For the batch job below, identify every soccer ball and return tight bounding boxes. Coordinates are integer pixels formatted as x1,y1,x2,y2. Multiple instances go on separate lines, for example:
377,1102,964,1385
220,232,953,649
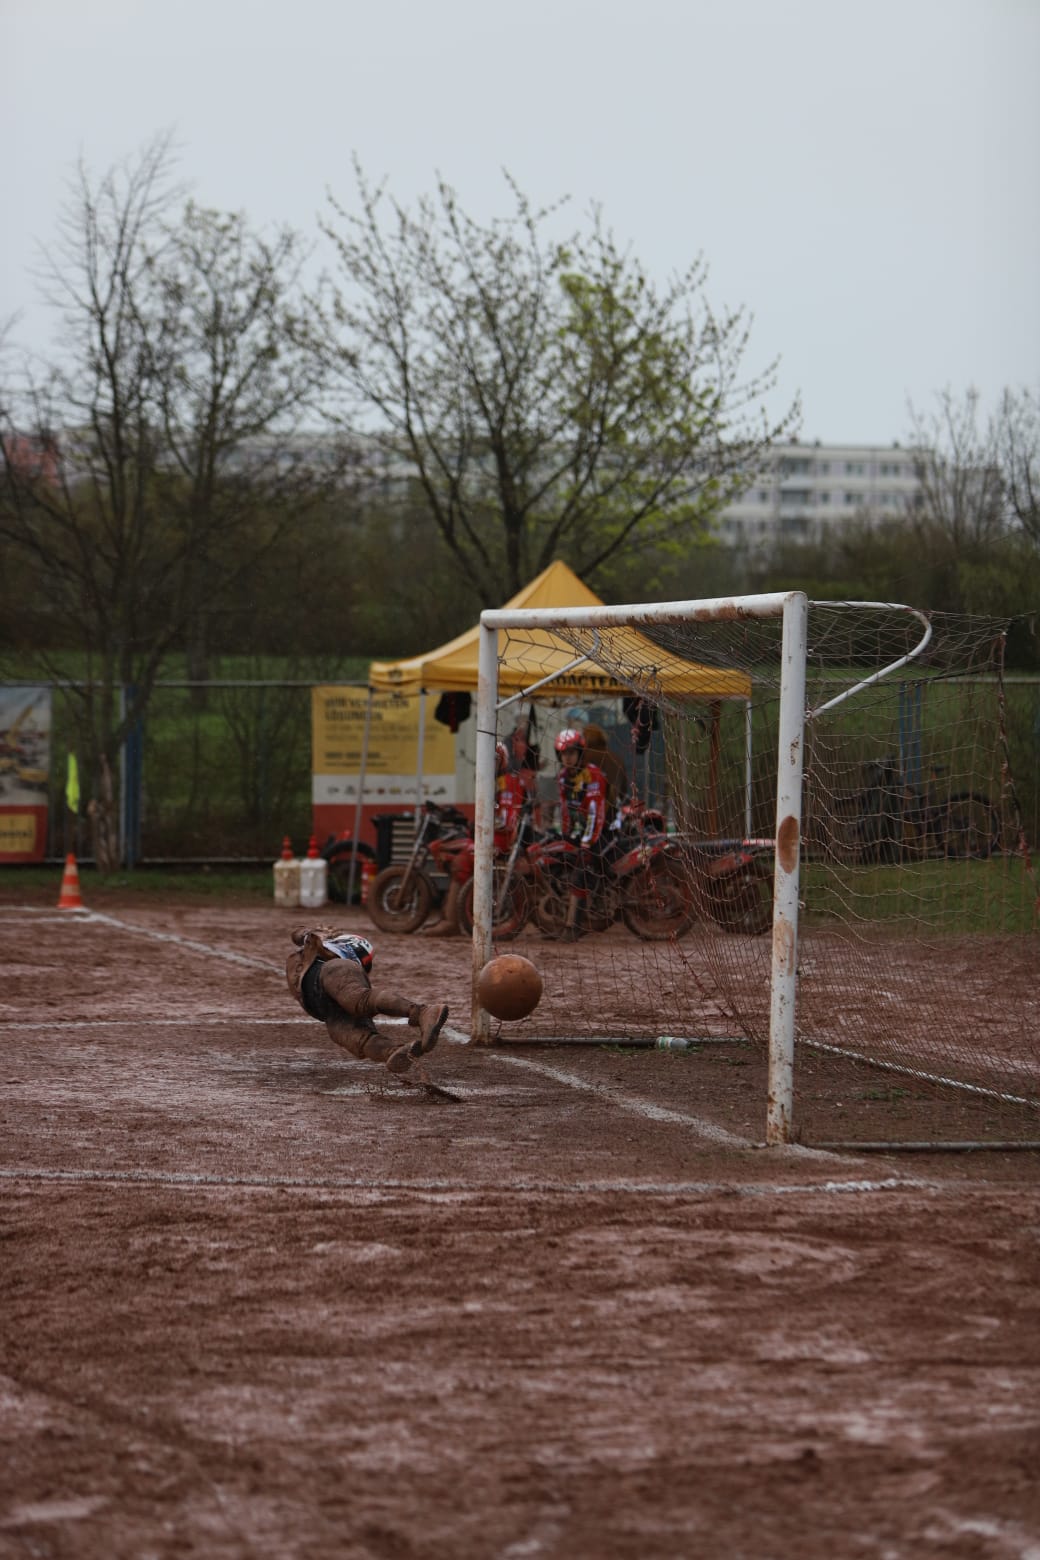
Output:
477,954,543,1022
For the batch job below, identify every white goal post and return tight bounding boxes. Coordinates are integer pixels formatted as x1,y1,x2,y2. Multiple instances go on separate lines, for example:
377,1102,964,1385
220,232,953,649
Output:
470,590,808,1142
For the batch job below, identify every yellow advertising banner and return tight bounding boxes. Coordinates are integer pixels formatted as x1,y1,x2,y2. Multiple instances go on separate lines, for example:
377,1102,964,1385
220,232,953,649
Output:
0,812,42,854
311,688,457,806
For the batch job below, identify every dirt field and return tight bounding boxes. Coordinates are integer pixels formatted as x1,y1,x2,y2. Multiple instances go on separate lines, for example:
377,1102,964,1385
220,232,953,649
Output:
1,882,1038,1559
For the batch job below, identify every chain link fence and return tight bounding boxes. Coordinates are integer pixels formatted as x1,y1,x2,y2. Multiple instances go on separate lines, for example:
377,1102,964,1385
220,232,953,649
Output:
4,681,363,865
3,677,1039,867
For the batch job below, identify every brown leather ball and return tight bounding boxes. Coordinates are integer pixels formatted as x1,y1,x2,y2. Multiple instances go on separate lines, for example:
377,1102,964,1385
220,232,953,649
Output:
477,954,543,1022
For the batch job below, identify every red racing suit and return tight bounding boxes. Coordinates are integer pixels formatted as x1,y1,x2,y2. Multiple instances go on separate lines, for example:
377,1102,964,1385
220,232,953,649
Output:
494,767,527,851
557,761,608,847
557,759,609,900
446,767,530,887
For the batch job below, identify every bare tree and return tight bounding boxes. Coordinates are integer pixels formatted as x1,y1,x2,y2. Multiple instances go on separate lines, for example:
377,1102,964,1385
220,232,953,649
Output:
321,163,798,603
907,388,1007,551
0,135,341,867
995,386,1039,546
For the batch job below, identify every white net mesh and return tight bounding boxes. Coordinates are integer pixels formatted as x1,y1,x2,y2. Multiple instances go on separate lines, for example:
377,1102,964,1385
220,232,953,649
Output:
486,601,1039,1146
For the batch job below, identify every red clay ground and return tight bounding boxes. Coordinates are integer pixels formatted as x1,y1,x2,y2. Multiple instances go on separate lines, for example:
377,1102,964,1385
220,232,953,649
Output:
1,883,1038,1559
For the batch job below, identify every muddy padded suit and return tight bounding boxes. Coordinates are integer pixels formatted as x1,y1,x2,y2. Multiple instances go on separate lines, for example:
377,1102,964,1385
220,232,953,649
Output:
286,934,424,1071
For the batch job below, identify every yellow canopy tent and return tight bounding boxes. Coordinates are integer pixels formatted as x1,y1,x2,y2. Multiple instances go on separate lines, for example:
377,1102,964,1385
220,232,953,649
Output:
368,560,752,702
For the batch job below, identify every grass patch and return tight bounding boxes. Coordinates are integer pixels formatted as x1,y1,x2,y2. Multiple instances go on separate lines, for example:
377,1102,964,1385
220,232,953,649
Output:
0,864,274,899
802,854,1038,935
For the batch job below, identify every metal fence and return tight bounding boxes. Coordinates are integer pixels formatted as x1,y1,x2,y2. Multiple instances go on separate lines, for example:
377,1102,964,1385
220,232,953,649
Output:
5,677,1040,867
8,680,346,865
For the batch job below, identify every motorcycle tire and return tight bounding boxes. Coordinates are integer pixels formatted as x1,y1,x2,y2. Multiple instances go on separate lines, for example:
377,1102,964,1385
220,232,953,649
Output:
325,845,376,904
939,792,1001,859
706,863,773,936
621,859,696,941
533,885,571,939
585,883,619,934
366,865,436,934
457,869,531,941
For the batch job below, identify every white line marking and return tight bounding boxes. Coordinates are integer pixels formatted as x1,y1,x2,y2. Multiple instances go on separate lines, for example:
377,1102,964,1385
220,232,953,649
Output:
2,904,282,969
0,1015,434,1031
477,1049,748,1144
76,908,283,971
0,1166,941,1197
0,1017,313,1029
319,1084,544,1100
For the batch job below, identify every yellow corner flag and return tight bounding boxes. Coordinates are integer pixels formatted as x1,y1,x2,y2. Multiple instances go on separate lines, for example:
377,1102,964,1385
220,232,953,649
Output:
66,753,80,814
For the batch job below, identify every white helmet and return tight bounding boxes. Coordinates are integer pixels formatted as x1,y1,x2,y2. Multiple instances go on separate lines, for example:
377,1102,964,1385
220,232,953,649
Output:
323,932,374,972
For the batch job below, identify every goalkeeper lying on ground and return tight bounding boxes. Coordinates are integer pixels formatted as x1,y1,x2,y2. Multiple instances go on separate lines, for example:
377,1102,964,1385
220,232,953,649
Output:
286,927,449,1076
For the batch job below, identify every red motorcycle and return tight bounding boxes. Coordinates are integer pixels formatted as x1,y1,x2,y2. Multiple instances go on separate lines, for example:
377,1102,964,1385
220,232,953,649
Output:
525,804,693,941
522,800,774,942
456,802,538,941
680,839,774,936
365,800,473,933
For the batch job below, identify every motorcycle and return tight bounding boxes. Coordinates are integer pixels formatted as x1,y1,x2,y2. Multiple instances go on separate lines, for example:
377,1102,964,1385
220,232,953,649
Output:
523,799,774,942
525,806,692,942
681,839,774,936
366,800,473,934
611,800,774,938
456,802,539,941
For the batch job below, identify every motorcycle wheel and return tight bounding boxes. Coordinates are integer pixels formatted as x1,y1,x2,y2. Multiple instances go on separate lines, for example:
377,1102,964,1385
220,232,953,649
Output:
533,885,570,939
940,792,1001,859
707,864,773,936
325,846,376,904
457,869,531,941
585,883,619,934
621,859,696,941
366,865,435,934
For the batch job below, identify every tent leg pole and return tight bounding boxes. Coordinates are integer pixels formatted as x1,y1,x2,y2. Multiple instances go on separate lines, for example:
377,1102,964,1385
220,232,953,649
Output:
414,691,427,821
348,689,374,898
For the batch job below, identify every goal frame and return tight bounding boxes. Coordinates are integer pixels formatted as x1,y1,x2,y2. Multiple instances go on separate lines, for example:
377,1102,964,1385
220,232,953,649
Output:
470,589,809,1144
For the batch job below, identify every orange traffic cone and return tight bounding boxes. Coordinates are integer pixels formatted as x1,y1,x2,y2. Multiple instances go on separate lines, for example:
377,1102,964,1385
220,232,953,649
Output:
57,853,84,910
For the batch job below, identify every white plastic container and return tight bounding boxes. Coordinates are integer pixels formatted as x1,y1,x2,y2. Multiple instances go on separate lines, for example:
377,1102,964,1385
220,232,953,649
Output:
298,835,328,909
273,836,301,907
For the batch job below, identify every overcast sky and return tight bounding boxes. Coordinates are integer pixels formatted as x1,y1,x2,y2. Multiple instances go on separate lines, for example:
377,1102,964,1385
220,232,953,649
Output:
4,0,1038,445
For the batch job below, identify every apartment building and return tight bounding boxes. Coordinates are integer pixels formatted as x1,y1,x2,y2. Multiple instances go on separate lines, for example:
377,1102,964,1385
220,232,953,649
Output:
717,441,921,550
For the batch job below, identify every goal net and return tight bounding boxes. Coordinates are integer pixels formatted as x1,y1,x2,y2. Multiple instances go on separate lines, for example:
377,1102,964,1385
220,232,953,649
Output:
470,591,1039,1149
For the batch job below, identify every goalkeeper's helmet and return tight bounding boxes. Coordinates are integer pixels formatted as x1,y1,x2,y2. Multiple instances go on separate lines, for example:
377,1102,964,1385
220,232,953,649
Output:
554,727,585,757
323,932,374,972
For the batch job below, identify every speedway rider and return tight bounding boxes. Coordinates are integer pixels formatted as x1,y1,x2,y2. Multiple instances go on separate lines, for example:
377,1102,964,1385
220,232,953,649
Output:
494,739,528,848
427,741,527,937
554,726,609,941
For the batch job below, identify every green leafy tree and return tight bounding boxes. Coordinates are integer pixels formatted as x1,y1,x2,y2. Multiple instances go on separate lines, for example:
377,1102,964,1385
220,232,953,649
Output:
322,163,798,603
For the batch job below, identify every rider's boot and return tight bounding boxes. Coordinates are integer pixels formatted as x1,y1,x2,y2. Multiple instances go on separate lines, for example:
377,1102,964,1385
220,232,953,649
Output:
425,877,462,937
